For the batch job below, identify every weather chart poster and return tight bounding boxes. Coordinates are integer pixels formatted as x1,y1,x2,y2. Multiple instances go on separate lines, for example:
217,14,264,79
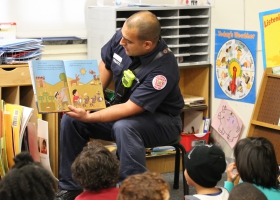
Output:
214,29,257,104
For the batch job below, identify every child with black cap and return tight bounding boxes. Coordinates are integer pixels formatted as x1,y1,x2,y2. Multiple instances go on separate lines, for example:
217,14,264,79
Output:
184,145,229,200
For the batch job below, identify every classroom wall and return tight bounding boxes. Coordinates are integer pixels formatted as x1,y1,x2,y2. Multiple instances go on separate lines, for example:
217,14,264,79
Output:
0,0,175,38
210,0,280,158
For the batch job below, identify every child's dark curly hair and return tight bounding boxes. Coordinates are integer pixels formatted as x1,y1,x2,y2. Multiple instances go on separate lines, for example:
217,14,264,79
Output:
0,151,56,200
118,171,170,200
71,140,120,191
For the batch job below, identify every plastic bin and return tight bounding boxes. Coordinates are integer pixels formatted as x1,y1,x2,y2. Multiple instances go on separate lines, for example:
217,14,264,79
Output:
180,132,210,152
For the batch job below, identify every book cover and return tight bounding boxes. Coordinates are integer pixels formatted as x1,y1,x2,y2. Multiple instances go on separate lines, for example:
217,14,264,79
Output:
27,122,40,162
28,59,106,113
0,101,6,177
19,106,34,151
5,103,23,156
0,100,9,173
37,119,58,180
182,94,204,104
3,112,14,169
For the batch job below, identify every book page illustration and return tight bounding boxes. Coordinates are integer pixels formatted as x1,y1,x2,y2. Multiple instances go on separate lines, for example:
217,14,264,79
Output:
64,60,106,111
30,60,71,113
211,100,243,148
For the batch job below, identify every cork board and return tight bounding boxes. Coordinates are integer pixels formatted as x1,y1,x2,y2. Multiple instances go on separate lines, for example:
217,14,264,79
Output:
257,76,280,124
251,126,280,163
247,68,280,164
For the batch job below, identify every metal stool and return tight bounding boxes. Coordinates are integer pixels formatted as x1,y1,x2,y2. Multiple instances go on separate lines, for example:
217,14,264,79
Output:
157,136,189,196
116,136,189,195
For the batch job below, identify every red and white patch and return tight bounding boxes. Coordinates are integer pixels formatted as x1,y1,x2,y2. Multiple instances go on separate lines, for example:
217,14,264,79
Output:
152,75,167,90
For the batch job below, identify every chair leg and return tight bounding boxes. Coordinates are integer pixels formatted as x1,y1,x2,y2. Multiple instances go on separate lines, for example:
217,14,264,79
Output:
177,142,189,195
173,145,180,189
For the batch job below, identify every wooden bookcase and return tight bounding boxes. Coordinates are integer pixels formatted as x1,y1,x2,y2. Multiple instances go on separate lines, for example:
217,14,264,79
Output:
247,68,280,163
0,64,59,177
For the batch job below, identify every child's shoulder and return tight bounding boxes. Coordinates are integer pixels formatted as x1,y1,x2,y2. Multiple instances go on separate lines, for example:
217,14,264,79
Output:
186,187,229,200
184,195,200,200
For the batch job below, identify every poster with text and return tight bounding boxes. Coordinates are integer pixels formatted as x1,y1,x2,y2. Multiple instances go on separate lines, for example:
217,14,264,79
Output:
214,29,257,104
259,8,280,69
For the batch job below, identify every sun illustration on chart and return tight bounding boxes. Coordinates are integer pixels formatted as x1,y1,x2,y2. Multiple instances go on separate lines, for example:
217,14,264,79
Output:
80,68,86,75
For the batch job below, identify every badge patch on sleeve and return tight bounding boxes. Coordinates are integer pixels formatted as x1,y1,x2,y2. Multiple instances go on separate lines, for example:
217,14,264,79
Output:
152,75,167,90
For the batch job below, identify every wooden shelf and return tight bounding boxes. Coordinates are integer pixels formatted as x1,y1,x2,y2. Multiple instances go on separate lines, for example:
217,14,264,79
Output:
0,64,59,177
250,120,280,131
87,6,211,66
183,105,207,112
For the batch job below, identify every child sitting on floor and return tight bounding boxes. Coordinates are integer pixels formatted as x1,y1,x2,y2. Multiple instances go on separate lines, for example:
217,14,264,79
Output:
184,145,229,200
224,137,280,200
71,140,120,200
118,171,170,200
0,152,56,200
228,182,267,200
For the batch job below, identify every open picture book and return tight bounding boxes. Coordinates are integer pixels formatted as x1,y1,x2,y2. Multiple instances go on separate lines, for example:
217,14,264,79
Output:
28,59,106,113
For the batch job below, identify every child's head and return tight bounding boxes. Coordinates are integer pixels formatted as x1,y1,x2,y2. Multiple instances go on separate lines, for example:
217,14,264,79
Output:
234,137,279,189
72,89,78,96
118,171,170,200
42,139,47,147
0,152,56,200
71,140,119,191
54,91,59,99
228,182,267,200
184,145,226,188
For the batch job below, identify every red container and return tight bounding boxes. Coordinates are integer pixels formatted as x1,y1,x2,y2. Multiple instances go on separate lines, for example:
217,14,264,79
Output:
180,132,210,152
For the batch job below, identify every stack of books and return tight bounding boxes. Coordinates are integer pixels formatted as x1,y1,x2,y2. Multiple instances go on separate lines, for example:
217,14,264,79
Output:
146,146,176,156
0,39,43,64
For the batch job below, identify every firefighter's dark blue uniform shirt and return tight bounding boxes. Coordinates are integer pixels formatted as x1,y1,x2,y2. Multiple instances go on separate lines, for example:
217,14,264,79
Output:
101,29,184,116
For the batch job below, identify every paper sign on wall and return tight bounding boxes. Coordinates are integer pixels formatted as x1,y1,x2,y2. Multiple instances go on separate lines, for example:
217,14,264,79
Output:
211,100,243,148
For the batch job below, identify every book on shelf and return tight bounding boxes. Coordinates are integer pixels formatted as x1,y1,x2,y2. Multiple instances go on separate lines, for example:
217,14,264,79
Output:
2,102,34,170
0,100,7,178
146,147,176,157
3,111,14,169
182,94,205,105
28,59,106,113
26,122,40,162
185,101,206,107
5,103,23,156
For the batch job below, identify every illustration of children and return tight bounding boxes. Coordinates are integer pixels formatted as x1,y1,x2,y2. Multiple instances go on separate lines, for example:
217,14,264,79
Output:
236,46,243,60
72,89,81,107
59,87,69,108
54,91,64,110
41,139,47,154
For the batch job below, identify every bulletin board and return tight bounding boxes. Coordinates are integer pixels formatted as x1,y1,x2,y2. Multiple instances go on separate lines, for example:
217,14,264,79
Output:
247,68,280,163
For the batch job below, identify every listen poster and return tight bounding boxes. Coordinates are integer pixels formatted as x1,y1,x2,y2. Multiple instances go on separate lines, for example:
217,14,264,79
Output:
214,29,257,104
259,8,280,69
